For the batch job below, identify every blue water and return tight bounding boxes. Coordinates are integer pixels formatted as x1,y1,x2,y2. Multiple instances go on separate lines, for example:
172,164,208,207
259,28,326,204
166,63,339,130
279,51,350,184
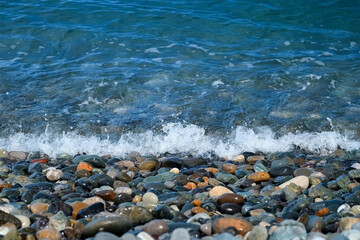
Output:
0,0,360,157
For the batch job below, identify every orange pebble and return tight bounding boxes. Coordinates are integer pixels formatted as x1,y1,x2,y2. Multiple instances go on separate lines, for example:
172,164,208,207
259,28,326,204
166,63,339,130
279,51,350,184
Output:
184,182,197,190
348,182,360,191
133,195,142,203
0,183,12,192
31,158,48,164
248,172,270,183
316,207,330,217
205,167,219,174
197,182,209,188
223,163,237,174
203,176,210,182
192,199,202,206
191,206,208,215
71,202,88,219
77,162,93,172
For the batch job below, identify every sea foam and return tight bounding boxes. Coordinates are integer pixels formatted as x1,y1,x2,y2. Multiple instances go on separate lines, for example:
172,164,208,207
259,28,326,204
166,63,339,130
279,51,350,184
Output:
0,123,359,158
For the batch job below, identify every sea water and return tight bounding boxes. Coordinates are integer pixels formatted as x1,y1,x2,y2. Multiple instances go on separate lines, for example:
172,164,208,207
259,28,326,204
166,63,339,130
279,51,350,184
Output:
0,0,359,157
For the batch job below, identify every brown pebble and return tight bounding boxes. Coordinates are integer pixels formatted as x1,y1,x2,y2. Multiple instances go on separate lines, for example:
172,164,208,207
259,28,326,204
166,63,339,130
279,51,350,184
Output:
248,172,270,182
139,161,157,171
213,217,253,236
30,203,49,214
191,206,209,215
249,209,266,216
206,167,219,174
0,183,12,192
74,169,91,178
223,164,237,174
95,190,115,202
247,155,265,164
217,193,244,205
36,229,61,240
133,195,142,203
70,202,88,219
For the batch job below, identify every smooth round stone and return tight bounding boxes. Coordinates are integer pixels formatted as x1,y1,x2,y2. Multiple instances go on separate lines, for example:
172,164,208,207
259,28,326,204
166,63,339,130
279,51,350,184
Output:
83,196,106,206
28,162,43,174
254,162,268,172
139,161,157,171
209,186,233,197
95,190,115,202
269,220,306,240
220,203,241,215
106,168,119,179
218,193,244,205
143,219,169,236
30,203,49,214
278,176,309,189
77,202,105,219
14,215,30,228
200,223,212,236
137,231,154,240
223,164,237,174
81,216,133,238
142,192,158,204
269,166,294,177
247,225,268,240
306,215,323,232
114,193,133,205
213,218,253,236
46,169,63,181
75,169,91,178
351,163,360,170
144,182,166,191
341,229,360,240
94,231,120,240
215,173,238,184
115,187,133,195
248,172,270,183
294,168,314,177
152,204,175,220
0,149,8,158
271,159,289,168
349,205,360,215
116,205,153,225
187,212,211,224
8,151,26,160
235,169,247,178
116,172,132,183
170,228,190,240
164,181,175,189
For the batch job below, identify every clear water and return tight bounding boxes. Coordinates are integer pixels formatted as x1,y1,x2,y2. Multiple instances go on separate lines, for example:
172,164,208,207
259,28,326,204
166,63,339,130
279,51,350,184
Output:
1,0,360,157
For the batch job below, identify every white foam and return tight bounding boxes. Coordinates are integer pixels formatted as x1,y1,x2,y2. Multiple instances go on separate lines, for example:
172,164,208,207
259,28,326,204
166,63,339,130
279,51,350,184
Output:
0,123,359,159
144,48,160,53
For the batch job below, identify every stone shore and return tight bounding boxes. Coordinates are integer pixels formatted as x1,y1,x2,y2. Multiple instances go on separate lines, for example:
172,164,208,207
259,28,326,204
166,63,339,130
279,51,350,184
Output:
0,149,360,240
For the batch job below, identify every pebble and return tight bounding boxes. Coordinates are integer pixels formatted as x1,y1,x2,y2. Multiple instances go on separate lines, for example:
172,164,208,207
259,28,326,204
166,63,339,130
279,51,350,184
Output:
209,186,234,197
213,217,253,236
247,225,268,240
0,150,359,240
82,216,133,238
143,219,169,236
278,175,309,189
142,192,158,204
170,228,190,240
248,172,270,182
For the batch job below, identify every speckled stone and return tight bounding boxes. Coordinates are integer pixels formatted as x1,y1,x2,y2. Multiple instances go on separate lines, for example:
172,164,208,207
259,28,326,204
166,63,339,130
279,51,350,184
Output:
269,220,306,240
248,172,270,183
247,225,268,240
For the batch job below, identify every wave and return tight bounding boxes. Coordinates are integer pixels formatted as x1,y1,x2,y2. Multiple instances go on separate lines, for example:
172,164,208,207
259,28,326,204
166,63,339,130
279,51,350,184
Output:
0,123,359,158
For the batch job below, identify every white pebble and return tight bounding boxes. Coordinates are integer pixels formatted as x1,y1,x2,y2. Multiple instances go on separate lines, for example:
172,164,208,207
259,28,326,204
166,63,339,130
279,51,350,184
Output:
137,231,155,240
115,187,133,195
15,215,31,228
142,192,158,204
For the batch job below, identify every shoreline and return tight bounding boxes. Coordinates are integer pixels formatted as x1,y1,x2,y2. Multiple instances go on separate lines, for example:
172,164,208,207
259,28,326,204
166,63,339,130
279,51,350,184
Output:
0,149,360,239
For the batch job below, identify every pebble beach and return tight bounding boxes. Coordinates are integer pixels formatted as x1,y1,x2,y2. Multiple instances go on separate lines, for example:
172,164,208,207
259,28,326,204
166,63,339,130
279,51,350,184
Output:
0,149,360,240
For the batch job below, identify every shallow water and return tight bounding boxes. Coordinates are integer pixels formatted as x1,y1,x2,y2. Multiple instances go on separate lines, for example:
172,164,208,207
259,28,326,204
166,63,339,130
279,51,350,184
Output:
0,0,359,156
